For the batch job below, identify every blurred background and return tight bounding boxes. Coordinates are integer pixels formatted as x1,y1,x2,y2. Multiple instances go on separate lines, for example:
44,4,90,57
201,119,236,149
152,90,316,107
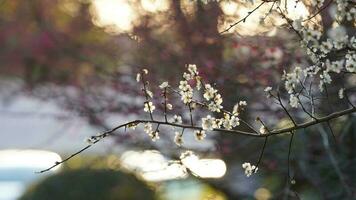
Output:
0,0,355,199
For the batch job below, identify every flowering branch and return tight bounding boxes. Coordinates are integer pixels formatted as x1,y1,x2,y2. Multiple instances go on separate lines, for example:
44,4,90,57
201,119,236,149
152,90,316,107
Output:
37,1,356,183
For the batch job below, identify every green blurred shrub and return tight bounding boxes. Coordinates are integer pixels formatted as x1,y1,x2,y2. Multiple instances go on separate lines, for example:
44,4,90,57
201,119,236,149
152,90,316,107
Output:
19,169,156,200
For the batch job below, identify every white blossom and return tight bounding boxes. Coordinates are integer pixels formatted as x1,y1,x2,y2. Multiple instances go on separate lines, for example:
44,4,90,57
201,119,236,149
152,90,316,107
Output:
196,77,202,90
144,101,156,113
242,162,258,177
183,72,192,81
339,88,345,99
239,101,247,106
207,94,223,112
345,54,356,73
350,36,356,49
170,115,183,124
179,80,190,91
180,90,193,104
144,123,153,134
320,40,333,54
328,26,347,42
232,104,239,115
259,125,267,134
159,81,169,89
264,86,272,92
203,84,217,100
146,90,153,98
230,115,240,127
188,64,198,75
202,115,217,131
289,94,299,108
326,59,343,73
167,103,173,110
320,71,332,84
194,130,206,141
149,131,160,141
136,73,141,82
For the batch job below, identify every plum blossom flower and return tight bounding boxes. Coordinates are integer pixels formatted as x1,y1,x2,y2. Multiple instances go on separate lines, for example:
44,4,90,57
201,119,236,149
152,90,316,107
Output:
203,84,217,100
202,115,217,131
339,88,345,99
149,131,160,141
289,95,299,108
144,101,156,113
259,125,267,134
188,64,198,75
144,123,153,134
194,130,206,141
159,81,169,89
136,73,141,82
242,162,258,177
170,115,183,124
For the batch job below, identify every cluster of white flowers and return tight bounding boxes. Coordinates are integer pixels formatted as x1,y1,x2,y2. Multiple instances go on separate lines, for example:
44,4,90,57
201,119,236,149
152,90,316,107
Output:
135,65,247,146
204,84,223,112
283,66,303,95
144,123,152,134
289,94,299,108
311,0,325,7
179,80,193,104
202,115,218,131
137,69,158,115
242,162,258,177
345,53,356,73
201,112,241,132
351,36,356,49
178,64,202,104
170,115,183,124
221,113,240,130
144,101,156,113
301,28,322,53
335,0,356,22
136,69,148,83
143,123,159,141
158,81,174,110
284,16,355,107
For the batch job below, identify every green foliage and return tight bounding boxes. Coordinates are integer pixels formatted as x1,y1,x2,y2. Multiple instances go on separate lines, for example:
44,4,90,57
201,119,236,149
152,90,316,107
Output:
19,169,156,200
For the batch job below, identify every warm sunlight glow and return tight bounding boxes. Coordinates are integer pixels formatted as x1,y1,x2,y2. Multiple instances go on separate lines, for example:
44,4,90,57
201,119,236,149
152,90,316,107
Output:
181,154,227,178
92,0,310,35
0,149,62,171
121,150,226,181
91,0,136,32
221,1,238,16
141,0,169,12
120,150,187,182
221,0,310,35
